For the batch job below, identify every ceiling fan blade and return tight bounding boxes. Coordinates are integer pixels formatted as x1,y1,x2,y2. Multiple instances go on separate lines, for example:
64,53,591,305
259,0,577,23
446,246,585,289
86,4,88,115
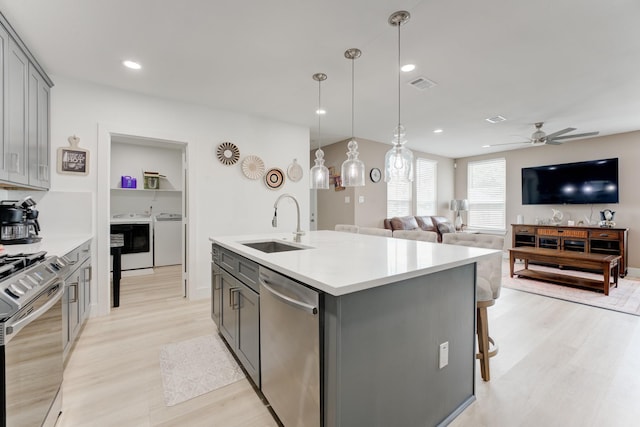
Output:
486,141,530,147
544,127,576,140
545,140,563,145
552,131,600,141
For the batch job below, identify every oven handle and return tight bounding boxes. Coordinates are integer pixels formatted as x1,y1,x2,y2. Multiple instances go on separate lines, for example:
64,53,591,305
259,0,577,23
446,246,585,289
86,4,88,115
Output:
5,283,64,340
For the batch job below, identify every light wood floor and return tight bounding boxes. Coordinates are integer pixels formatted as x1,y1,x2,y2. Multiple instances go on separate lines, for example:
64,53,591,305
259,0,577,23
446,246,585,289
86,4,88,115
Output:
59,266,640,426
58,266,276,427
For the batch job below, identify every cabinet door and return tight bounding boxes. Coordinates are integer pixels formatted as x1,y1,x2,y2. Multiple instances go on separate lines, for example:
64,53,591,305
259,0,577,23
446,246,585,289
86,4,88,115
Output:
6,38,28,184
67,271,81,341
28,63,50,188
236,284,260,386
211,263,222,327
0,25,8,181
219,269,239,345
78,260,91,320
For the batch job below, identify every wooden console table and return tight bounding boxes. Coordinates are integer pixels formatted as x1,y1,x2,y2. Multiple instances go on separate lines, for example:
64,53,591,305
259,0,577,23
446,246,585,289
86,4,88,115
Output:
511,224,628,277
509,247,620,295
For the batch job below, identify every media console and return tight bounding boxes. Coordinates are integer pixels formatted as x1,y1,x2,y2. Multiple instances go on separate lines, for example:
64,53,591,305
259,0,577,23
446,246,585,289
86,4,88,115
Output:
511,224,628,277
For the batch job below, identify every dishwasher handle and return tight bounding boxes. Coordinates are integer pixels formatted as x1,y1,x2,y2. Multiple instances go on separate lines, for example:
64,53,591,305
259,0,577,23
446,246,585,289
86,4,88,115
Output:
261,279,318,315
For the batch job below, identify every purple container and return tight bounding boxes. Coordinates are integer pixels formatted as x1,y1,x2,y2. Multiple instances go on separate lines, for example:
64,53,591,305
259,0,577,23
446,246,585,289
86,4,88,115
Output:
121,176,137,189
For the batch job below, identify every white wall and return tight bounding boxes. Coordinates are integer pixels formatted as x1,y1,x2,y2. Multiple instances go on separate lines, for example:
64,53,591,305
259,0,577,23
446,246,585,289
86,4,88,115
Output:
50,75,310,316
110,141,183,216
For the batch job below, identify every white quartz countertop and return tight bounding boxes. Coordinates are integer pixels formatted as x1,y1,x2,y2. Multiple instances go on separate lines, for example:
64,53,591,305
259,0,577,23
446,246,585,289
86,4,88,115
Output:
1,234,93,257
211,230,500,296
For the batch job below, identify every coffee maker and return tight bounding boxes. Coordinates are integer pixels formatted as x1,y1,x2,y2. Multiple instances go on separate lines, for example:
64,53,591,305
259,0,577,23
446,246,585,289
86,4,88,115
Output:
0,197,42,244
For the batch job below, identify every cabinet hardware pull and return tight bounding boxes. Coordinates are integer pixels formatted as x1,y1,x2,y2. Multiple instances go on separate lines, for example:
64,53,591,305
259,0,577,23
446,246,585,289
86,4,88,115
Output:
229,287,240,308
69,283,78,303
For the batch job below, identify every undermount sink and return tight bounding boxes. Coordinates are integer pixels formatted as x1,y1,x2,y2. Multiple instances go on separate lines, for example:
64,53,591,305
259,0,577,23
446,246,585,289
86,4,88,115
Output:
242,240,309,253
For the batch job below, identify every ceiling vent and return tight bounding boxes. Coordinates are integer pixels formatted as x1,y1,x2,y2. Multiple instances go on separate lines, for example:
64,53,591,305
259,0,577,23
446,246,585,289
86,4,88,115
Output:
408,76,437,90
485,115,507,124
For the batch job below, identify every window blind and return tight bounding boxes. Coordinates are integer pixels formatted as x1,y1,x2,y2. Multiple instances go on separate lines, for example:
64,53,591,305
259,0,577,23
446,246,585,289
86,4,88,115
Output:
387,179,412,217
416,158,437,216
467,158,506,230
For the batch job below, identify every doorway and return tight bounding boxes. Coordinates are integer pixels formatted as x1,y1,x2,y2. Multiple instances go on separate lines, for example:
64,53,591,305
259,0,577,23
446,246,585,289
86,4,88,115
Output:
97,125,189,316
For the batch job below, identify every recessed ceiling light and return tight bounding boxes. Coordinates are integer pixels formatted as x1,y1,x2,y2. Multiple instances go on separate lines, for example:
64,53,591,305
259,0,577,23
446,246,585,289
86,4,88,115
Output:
482,145,491,148
316,109,326,115
485,115,506,124
122,60,142,70
433,129,443,134
401,64,415,72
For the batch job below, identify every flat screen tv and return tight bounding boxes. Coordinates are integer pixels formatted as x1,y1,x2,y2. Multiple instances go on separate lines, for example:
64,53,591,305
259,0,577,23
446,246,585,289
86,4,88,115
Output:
522,158,619,205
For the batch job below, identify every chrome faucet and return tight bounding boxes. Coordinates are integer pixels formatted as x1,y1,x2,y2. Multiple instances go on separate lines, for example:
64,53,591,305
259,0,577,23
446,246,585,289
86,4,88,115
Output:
272,193,304,242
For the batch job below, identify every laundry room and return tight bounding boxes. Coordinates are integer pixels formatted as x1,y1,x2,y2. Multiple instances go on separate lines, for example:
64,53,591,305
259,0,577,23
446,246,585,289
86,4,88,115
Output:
110,136,185,272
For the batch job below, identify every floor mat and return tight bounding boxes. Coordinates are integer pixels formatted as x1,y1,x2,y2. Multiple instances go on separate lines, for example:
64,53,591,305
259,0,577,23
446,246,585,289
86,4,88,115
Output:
159,334,245,406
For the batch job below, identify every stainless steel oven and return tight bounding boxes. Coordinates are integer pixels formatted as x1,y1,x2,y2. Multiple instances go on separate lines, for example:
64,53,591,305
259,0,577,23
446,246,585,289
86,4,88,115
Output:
0,252,67,427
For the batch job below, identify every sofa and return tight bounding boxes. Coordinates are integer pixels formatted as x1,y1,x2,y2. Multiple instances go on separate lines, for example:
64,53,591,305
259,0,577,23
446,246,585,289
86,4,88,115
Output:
383,215,456,242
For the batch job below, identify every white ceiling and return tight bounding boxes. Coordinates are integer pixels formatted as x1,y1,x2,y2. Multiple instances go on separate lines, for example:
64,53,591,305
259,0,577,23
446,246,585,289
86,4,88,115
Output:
2,0,640,158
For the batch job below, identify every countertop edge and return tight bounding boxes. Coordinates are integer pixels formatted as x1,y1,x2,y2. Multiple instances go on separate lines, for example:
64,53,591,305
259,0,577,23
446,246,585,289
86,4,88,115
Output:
210,232,500,296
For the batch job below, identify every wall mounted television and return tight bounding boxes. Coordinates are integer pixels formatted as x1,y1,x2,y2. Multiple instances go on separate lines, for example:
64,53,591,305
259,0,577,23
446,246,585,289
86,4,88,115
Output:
522,158,619,205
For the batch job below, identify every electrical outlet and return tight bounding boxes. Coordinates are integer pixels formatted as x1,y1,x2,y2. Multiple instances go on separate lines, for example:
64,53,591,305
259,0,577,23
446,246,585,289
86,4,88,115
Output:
345,196,350,203
358,196,365,203
439,342,449,369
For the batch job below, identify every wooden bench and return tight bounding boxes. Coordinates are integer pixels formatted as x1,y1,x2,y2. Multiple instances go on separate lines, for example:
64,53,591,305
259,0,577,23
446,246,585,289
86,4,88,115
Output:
509,247,620,295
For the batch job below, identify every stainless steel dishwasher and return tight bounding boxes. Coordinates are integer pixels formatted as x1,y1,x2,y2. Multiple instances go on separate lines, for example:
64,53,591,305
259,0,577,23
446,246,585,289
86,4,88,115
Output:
259,266,320,427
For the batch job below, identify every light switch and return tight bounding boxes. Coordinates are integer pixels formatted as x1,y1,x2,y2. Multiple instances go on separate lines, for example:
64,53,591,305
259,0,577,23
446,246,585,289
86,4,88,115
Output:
358,196,365,204
439,342,449,369
345,196,350,203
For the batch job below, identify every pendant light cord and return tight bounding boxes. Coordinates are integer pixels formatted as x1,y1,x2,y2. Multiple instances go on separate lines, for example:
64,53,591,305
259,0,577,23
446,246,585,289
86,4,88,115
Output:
318,79,322,150
397,22,401,137
351,56,355,139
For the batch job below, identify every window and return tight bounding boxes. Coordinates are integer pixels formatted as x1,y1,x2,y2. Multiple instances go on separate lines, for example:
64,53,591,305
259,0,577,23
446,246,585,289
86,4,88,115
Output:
416,158,437,216
387,157,438,217
387,178,412,217
467,158,506,230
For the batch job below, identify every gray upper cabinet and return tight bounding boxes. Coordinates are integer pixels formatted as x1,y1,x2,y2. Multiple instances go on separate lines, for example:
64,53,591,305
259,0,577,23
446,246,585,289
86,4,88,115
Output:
0,12,53,190
0,25,8,182
28,62,50,188
6,38,28,185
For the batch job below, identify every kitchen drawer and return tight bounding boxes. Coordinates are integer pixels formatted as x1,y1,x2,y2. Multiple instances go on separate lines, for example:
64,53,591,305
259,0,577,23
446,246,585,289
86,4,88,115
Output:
589,230,621,240
63,240,92,267
220,248,259,292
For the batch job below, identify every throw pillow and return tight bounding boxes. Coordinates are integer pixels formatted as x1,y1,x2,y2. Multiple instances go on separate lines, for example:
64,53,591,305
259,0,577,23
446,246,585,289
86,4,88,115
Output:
437,222,456,235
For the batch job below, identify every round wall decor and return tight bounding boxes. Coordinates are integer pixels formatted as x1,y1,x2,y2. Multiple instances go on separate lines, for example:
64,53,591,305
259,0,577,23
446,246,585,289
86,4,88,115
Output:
241,155,265,180
265,168,285,189
287,159,303,182
216,142,240,165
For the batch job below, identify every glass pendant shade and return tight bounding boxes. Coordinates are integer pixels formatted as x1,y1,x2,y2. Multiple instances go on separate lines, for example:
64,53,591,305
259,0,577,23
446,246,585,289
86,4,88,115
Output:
310,147,330,189
384,125,414,182
341,139,365,187
385,11,414,184
310,72,330,190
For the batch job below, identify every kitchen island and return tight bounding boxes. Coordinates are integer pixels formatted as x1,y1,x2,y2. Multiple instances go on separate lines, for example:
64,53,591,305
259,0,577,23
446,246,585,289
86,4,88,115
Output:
211,230,500,427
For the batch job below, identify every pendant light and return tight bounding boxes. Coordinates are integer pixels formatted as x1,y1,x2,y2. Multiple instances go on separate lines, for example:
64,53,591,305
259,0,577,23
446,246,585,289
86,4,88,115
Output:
384,11,414,183
341,48,365,187
310,72,330,189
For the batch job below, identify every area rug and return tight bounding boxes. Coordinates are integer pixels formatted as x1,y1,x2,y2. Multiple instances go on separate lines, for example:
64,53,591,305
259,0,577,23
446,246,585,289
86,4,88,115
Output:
159,334,245,406
503,261,640,316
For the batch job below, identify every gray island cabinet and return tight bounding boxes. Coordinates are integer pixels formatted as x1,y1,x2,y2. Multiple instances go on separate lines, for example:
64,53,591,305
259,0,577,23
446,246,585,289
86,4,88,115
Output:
211,230,499,427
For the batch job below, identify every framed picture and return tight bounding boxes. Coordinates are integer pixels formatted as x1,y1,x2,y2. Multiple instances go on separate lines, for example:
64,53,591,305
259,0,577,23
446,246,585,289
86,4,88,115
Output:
57,136,90,176
328,166,337,185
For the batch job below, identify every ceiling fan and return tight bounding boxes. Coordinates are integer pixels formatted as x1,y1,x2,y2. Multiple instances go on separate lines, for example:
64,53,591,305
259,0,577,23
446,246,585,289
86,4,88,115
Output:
488,122,600,147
